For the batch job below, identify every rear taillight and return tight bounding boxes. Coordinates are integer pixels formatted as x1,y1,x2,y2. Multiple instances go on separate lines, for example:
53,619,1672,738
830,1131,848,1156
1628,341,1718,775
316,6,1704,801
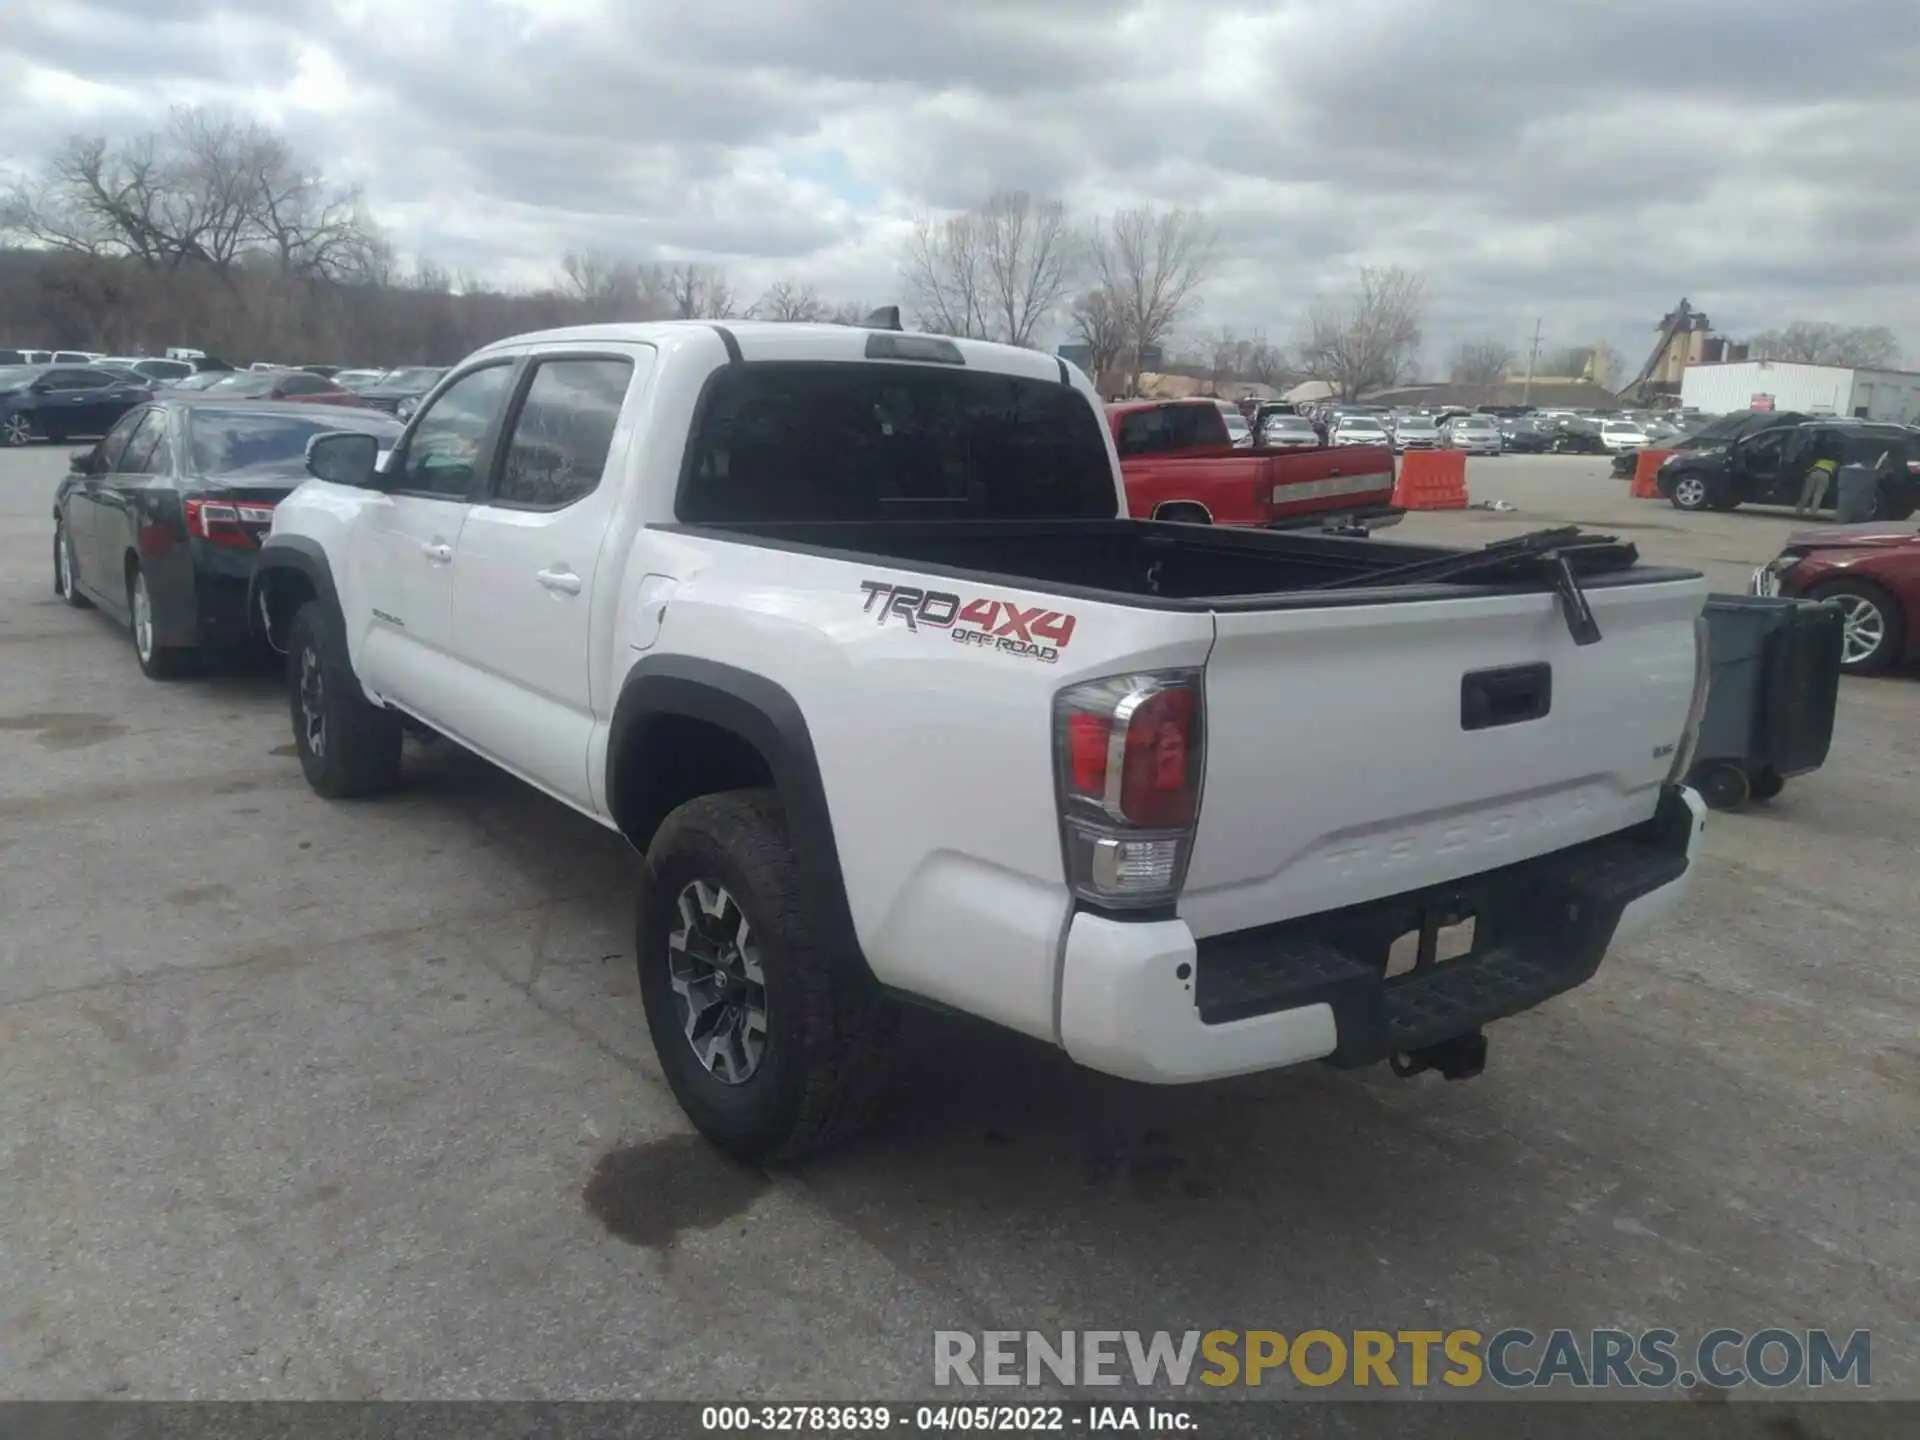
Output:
185,498,275,549
1054,670,1205,908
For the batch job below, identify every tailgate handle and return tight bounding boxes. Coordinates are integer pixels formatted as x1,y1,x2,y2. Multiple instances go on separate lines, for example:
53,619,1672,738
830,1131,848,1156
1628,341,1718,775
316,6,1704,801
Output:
1462,663,1552,731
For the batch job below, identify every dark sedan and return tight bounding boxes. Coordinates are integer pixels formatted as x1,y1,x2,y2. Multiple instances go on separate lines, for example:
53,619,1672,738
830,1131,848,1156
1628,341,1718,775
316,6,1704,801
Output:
1,364,156,446
353,365,447,419
1498,418,1555,454
52,400,405,678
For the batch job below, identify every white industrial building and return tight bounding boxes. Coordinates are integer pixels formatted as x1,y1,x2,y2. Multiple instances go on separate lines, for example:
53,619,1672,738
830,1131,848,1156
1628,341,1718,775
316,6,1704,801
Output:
1681,360,1920,422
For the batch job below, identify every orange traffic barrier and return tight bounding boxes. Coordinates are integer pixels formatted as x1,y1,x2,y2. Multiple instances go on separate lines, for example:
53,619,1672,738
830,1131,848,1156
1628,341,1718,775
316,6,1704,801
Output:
1392,449,1468,510
1631,448,1675,499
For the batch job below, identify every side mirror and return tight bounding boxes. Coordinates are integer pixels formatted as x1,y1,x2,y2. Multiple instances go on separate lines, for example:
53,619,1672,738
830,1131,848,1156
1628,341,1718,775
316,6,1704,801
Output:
305,431,381,487
69,446,99,474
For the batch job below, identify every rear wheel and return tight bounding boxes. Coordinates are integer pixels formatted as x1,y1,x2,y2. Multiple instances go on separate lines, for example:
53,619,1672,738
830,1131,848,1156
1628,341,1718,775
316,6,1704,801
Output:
1748,769,1786,802
53,519,92,609
1810,579,1905,676
286,601,404,796
128,564,196,679
1693,762,1751,811
1153,502,1212,525
638,790,897,1162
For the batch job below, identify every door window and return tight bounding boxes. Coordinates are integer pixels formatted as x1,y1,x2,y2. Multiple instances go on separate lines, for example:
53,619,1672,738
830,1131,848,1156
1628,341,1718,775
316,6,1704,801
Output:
493,357,633,509
118,412,169,474
394,364,514,498
277,373,331,396
96,409,150,471
1740,429,1791,470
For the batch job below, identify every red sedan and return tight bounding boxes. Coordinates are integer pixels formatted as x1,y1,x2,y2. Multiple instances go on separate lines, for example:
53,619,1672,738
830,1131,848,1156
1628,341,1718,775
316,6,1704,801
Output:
200,369,371,408
1753,522,1920,674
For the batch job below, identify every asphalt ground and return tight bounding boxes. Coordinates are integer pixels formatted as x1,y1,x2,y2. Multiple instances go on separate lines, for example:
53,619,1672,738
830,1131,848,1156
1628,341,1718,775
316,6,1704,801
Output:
1,444,1914,1405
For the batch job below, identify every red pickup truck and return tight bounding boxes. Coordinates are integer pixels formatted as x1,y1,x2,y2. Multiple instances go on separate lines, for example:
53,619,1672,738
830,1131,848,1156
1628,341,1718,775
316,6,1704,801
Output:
1109,399,1400,530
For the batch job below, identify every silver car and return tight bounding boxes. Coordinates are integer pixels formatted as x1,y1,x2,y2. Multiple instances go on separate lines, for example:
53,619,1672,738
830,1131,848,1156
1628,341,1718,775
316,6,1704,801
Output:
1331,417,1391,447
1442,415,1503,455
1391,415,1439,452
1260,413,1320,448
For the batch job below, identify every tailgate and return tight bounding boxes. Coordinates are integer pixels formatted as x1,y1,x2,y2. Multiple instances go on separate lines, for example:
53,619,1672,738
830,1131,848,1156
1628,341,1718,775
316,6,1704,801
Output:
1263,446,1395,521
1180,578,1705,939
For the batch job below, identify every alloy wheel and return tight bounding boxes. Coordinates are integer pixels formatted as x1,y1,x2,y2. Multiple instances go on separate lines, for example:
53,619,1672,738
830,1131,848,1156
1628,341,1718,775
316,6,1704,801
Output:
2,414,31,446
132,574,154,661
1673,477,1707,509
1837,596,1886,668
299,645,327,757
667,879,769,1085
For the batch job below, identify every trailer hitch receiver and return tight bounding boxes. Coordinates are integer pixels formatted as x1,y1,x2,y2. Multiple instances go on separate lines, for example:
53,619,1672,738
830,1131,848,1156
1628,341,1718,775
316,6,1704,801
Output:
1391,1030,1488,1081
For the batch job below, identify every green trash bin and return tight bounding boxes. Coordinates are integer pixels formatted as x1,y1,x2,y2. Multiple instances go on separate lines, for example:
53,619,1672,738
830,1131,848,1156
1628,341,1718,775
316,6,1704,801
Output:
1686,595,1844,810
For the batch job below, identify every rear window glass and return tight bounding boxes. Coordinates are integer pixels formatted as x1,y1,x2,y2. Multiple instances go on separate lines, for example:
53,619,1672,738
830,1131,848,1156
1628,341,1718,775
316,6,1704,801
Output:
1114,403,1227,456
189,409,399,475
677,362,1116,522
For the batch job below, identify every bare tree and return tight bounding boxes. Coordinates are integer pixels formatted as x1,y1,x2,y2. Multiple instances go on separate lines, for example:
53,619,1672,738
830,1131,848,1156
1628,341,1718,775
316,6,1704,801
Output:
826,298,872,326
902,210,990,339
1749,321,1900,369
756,279,826,322
1591,342,1625,390
976,190,1076,347
1448,338,1512,386
1201,329,1290,392
1090,205,1216,391
1067,287,1127,387
1298,265,1425,400
654,263,738,320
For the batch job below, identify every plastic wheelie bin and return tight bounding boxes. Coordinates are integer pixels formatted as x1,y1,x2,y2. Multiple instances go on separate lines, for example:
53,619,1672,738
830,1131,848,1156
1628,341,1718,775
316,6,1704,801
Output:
1685,594,1844,810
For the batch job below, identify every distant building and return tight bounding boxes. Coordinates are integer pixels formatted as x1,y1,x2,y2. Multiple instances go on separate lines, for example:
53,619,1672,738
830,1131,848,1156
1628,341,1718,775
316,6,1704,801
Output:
1681,360,1920,421
1626,299,1746,402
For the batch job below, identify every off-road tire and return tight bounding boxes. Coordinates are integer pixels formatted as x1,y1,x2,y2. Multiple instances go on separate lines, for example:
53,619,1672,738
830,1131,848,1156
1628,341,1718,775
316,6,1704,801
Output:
638,789,898,1162
286,600,403,797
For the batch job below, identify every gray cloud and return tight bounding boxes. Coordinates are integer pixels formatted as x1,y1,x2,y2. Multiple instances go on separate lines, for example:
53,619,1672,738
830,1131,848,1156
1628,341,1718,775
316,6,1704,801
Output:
3,0,1915,369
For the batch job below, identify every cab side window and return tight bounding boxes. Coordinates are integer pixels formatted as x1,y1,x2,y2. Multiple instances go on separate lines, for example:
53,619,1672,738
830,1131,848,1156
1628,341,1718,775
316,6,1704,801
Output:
394,364,515,498
492,357,634,509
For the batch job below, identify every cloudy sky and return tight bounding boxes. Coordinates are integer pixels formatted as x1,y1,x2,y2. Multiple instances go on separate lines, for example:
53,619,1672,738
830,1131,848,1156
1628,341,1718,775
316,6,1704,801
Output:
4,0,1916,374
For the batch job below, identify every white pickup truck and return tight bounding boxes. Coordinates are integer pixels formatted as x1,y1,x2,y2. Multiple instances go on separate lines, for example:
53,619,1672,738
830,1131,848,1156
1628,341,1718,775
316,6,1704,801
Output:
253,319,1710,1160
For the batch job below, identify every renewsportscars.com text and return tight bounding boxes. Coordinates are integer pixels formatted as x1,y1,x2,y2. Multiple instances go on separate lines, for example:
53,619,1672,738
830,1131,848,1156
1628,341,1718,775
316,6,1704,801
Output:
933,1328,1871,1391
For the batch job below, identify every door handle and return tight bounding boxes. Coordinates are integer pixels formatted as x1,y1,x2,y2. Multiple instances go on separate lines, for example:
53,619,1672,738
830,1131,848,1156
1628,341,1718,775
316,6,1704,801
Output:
421,542,453,562
537,567,583,595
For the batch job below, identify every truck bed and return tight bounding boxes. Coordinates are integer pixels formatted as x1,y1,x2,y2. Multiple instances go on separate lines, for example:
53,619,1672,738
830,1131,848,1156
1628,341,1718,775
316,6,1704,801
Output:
673,517,1691,609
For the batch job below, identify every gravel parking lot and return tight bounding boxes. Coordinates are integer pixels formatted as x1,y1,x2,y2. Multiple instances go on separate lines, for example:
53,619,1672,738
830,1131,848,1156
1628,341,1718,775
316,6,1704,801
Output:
2,446,1915,1402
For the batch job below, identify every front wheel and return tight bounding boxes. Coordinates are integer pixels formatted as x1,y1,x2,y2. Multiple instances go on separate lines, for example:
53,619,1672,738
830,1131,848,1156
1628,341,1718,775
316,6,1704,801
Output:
286,601,403,796
1670,475,1716,512
1811,579,1905,676
638,790,897,1162
2,413,34,446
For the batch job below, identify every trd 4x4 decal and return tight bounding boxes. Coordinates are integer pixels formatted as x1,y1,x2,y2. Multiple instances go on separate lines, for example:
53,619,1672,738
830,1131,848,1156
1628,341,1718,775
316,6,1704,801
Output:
859,580,1076,663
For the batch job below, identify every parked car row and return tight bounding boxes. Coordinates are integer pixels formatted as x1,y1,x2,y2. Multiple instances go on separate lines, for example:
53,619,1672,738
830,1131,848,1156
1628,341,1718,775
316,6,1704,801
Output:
0,360,450,446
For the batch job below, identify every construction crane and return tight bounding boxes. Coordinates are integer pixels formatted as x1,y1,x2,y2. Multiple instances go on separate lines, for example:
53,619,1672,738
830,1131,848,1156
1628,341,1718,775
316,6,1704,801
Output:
1624,299,1705,404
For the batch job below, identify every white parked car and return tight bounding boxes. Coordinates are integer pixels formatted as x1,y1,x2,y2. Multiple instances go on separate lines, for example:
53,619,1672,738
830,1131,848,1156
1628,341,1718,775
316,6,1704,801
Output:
252,319,1709,1159
1331,417,1391,447
1600,421,1653,453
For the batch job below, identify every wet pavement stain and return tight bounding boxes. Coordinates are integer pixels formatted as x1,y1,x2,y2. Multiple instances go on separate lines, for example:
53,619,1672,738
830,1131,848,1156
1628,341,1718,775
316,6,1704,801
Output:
0,711,126,750
584,1134,769,1249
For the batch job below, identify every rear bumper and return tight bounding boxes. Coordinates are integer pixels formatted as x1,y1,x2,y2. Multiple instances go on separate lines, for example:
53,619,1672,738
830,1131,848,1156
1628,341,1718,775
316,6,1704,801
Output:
1057,785,1704,1084
1266,502,1404,532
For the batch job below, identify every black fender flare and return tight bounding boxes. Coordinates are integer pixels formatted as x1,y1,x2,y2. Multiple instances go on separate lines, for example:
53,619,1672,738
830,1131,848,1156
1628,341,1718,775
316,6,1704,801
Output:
609,655,868,976
249,534,340,646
